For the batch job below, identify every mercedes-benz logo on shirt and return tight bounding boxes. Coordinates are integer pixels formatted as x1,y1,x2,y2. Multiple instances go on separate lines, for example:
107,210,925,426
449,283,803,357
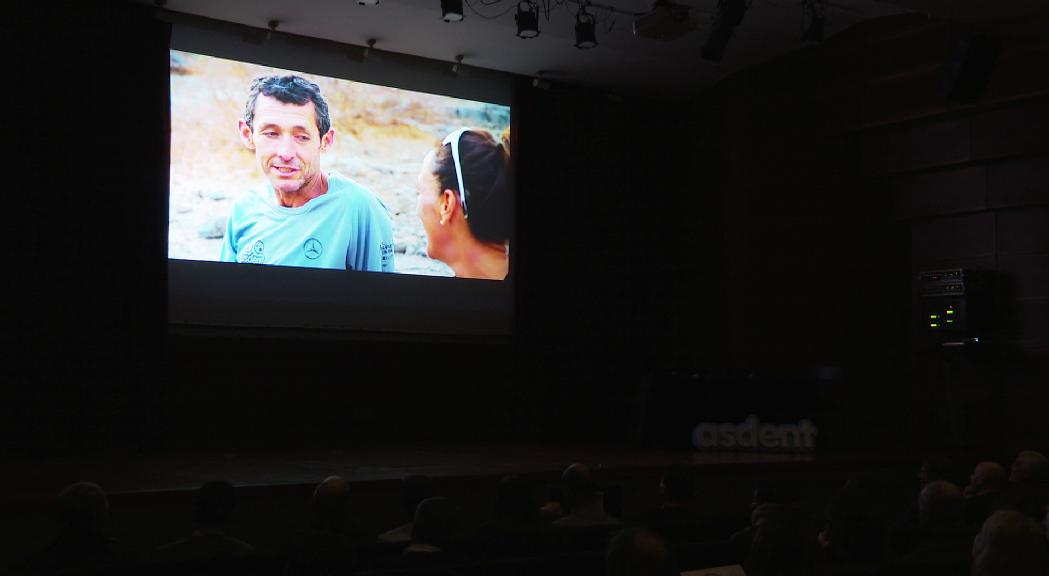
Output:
303,238,323,260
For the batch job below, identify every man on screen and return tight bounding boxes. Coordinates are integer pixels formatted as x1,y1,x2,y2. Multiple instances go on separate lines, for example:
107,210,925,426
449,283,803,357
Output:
220,75,395,271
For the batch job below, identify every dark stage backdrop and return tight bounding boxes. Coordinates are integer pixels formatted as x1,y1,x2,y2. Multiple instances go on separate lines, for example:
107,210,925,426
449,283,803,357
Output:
7,3,169,453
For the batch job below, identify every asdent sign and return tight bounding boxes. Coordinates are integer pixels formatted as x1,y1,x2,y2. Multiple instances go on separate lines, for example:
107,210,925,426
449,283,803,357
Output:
691,415,818,452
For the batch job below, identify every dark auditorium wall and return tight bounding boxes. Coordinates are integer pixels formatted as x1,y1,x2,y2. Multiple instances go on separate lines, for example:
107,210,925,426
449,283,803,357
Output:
13,3,1046,455
7,3,169,453
682,14,1049,452
862,23,1049,450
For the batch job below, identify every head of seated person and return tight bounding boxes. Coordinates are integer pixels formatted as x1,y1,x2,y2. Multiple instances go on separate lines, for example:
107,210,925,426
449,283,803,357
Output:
967,462,1008,497
606,528,677,576
21,482,120,572
749,476,806,527
401,475,434,518
58,482,110,542
918,480,965,529
409,496,458,552
195,480,237,528
563,463,601,511
311,476,352,533
1010,451,1049,485
971,509,1049,576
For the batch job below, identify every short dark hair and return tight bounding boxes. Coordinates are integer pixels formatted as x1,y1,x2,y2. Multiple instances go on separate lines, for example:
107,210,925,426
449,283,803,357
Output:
195,480,237,526
244,75,332,136
432,129,512,244
411,496,458,548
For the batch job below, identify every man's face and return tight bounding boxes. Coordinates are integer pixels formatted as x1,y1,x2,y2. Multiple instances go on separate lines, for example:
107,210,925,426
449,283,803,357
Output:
239,95,333,196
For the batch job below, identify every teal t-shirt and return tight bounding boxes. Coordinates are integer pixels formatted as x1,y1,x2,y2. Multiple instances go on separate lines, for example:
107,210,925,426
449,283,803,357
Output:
220,172,395,272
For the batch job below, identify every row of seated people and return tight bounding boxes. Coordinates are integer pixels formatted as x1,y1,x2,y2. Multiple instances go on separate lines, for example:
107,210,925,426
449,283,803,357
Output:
9,451,1049,576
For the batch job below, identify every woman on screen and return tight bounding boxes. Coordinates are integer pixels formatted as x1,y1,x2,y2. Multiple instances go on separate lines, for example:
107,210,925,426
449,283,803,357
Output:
416,128,511,280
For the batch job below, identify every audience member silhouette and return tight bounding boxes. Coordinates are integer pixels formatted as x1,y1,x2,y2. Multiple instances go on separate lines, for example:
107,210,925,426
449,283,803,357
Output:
899,456,959,532
1005,450,1049,521
474,475,549,557
963,461,1007,528
401,496,468,565
377,475,434,544
606,528,678,576
895,480,972,566
284,476,360,576
553,463,621,529
731,477,824,576
16,482,121,574
820,473,888,565
1009,450,1049,485
17,449,1049,576
635,464,711,544
153,480,255,561
971,509,1049,576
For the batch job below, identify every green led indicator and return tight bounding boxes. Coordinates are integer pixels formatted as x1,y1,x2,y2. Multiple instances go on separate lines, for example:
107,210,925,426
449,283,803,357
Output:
930,323,939,328
946,310,954,315
946,319,954,324
929,315,940,319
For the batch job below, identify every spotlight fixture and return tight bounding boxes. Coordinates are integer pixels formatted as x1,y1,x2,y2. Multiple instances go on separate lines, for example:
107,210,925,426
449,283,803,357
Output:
451,54,465,75
266,19,280,41
574,5,597,49
442,0,464,22
349,38,378,62
358,0,380,6
532,71,552,90
516,1,540,39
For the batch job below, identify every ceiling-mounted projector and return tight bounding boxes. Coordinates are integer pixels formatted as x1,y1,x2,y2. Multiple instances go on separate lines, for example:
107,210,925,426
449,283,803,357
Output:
633,0,696,41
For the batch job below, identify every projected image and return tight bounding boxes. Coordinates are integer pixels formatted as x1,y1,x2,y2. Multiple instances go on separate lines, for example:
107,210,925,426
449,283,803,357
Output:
169,50,512,279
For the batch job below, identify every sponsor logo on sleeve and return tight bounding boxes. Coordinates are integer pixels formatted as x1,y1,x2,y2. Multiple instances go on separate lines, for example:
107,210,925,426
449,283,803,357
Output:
239,240,266,264
380,241,394,267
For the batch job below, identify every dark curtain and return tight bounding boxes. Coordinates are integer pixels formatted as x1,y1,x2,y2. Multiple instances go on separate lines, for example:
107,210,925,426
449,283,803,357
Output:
6,2,169,452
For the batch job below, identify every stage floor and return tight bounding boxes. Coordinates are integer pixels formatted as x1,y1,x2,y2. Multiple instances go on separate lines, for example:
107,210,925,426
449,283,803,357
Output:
3,442,895,501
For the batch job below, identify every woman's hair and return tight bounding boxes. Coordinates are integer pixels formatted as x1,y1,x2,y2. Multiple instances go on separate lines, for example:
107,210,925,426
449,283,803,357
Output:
432,128,512,244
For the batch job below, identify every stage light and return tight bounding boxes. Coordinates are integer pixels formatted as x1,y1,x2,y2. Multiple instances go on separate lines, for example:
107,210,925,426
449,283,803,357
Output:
575,6,597,49
532,71,552,90
516,1,540,38
266,19,280,41
359,0,381,5
442,0,464,22
349,38,378,62
450,54,465,75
